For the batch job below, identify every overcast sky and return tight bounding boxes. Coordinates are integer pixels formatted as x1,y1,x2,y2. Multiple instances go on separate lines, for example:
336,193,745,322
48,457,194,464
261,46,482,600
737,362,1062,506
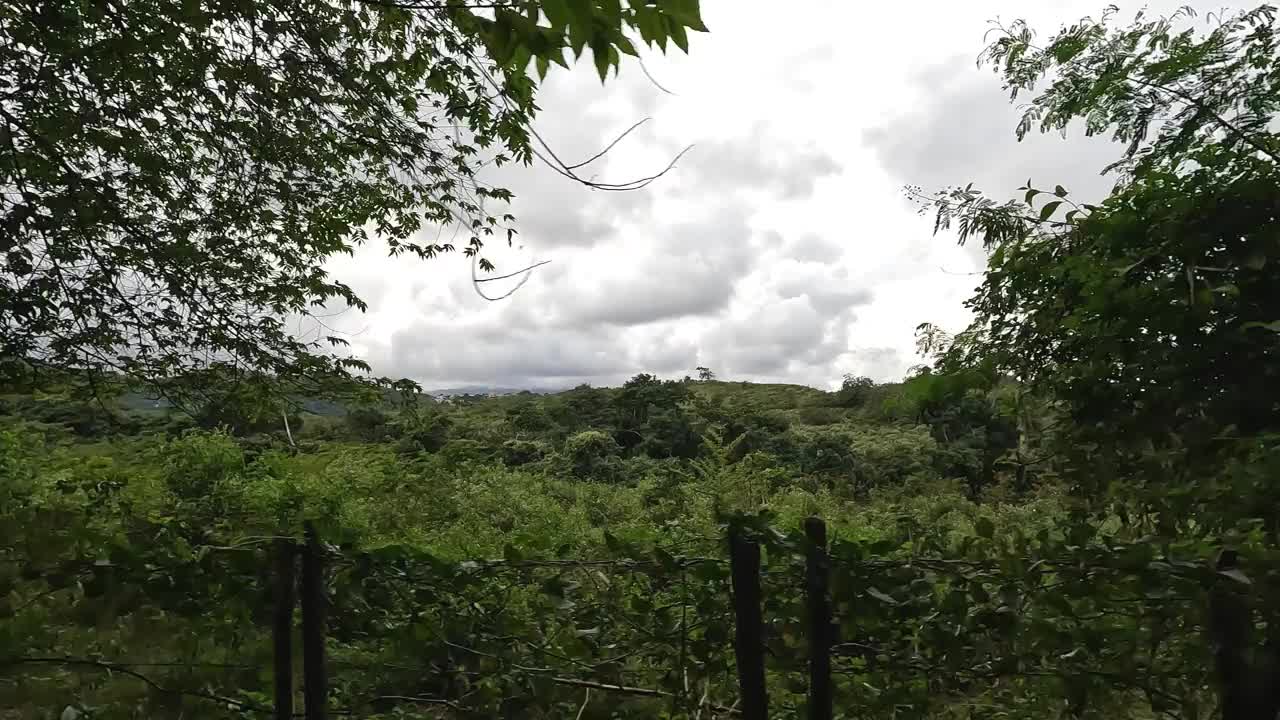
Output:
321,0,1247,391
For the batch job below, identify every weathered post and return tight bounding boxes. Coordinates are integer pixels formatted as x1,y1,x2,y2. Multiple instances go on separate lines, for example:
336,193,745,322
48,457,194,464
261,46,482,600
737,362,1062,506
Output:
804,517,833,720
273,538,296,720
729,525,768,720
301,522,327,720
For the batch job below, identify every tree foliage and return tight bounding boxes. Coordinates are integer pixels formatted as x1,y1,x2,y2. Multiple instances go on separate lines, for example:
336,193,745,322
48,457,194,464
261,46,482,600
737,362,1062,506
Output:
835,374,874,408
913,16,1280,695
922,4,1280,496
0,0,706,398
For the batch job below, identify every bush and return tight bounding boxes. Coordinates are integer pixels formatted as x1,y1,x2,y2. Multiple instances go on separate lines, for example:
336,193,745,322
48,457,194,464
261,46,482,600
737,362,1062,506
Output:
31,398,123,437
398,410,452,453
160,431,246,516
563,430,621,481
835,375,876,408
791,429,860,479
847,425,939,488
727,428,771,463
797,406,844,426
502,439,548,466
192,391,282,436
345,406,395,441
435,439,495,468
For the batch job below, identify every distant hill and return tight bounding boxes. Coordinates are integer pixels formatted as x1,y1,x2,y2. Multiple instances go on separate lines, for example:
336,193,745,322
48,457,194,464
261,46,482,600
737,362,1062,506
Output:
424,386,549,398
688,380,830,409
101,379,837,420
111,386,546,417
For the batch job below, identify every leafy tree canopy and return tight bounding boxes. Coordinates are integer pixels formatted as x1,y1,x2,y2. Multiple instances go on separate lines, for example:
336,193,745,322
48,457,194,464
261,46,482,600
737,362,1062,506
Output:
0,0,706,400
922,4,1280,521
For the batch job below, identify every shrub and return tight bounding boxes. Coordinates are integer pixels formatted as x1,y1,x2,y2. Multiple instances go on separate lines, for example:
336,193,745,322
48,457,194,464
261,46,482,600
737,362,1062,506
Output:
502,439,548,466
439,439,495,468
836,375,876,408
797,406,844,426
160,431,246,520
345,406,394,441
398,410,452,453
563,430,621,481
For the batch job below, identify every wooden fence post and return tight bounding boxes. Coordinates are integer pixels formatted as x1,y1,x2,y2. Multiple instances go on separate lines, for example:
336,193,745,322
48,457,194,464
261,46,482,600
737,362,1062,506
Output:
804,517,833,720
273,538,297,720
1209,549,1280,720
729,525,769,720
301,522,328,720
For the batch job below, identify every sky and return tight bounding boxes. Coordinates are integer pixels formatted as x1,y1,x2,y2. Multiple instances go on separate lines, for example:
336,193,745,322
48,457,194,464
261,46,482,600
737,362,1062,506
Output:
320,0,1247,391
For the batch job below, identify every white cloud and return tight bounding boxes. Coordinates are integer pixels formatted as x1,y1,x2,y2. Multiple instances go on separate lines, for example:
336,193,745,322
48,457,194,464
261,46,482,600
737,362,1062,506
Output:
318,0,1250,391
787,233,842,263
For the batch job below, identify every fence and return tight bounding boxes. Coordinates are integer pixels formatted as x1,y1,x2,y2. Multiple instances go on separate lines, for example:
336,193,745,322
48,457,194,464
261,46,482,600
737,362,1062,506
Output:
6,516,1274,720
268,521,801,720
256,518,1264,720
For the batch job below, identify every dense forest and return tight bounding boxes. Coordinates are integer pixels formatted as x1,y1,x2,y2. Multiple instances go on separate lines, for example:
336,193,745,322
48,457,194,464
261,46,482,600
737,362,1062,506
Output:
4,1,1280,719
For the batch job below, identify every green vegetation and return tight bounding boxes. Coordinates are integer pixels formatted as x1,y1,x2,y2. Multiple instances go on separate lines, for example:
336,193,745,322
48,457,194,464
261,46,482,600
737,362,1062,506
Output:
3,2,1280,720
1,0,705,399
2,367,1072,718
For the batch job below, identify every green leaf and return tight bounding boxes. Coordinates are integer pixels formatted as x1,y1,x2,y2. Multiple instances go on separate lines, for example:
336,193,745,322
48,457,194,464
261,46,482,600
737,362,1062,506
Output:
633,6,665,47
565,0,594,27
591,39,612,81
568,16,591,57
866,587,897,605
597,0,622,21
614,33,639,57
542,0,571,30
1038,200,1063,221
969,583,990,603
975,517,994,539
1054,184,1069,197
1024,188,1040,203
540,576,567,597
668,20,689,52
1242,320,1280,333
658,0,708,32
502,543,523,563
1219,568,1251,585
653,547,679,572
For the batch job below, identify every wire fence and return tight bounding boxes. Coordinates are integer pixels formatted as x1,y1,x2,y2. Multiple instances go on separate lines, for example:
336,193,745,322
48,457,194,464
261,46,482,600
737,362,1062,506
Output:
4,517,1273,720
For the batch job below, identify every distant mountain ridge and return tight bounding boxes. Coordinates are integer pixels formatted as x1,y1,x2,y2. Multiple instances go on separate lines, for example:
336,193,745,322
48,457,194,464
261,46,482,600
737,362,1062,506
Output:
423,386,545,397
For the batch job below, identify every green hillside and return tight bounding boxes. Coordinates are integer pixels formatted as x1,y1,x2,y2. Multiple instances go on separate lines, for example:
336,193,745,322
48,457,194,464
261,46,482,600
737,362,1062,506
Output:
688,379,831,408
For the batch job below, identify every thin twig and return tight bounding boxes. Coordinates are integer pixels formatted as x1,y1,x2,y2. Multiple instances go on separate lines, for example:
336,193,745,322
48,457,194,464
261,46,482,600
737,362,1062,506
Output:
474,259,552,283
639,58,677,95
2,657,273,714
566,119,651,170
549,676,740,715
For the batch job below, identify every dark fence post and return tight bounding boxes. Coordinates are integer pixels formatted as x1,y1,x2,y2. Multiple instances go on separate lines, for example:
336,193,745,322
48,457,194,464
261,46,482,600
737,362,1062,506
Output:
273,538,297,720
804,517,833,720
729,525,769,720
1208,549,1280,720
301,522,328,720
